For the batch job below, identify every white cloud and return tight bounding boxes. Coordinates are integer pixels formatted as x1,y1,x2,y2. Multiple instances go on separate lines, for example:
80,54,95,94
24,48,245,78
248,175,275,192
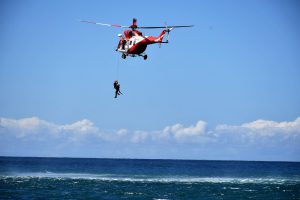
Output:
1,117,300,144
0,117,209,143
0,117,98,140
216,118,300,137
212,118,300,148
131,130,149,143
241,118,300,132
162,121,206,141
0,117,58,138
61,119,98,134
1,117,300,160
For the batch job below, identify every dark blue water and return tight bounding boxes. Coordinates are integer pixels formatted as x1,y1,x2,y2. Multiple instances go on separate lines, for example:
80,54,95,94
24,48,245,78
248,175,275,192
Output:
0,157,299,199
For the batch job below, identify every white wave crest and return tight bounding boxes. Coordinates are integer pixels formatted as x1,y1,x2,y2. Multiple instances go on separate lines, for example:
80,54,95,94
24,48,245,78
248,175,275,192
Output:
1,172,299,185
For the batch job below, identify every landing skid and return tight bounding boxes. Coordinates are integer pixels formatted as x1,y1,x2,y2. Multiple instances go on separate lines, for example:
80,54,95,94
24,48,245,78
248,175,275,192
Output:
139,54,148,60
121,53,148,60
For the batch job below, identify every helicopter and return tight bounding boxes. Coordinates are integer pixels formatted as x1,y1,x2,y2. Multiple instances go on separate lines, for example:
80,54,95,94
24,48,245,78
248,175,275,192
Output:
81,18,193,60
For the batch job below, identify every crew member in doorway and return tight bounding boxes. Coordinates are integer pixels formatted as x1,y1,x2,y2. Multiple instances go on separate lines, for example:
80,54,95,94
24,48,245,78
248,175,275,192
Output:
117,34,126,50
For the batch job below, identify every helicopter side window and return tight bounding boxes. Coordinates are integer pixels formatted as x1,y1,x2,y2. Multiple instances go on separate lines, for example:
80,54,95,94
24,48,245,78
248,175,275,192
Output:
129,41,132,45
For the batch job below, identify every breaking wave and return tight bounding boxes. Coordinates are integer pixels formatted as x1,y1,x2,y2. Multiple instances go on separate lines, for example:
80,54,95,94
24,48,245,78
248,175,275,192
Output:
1,172,299,184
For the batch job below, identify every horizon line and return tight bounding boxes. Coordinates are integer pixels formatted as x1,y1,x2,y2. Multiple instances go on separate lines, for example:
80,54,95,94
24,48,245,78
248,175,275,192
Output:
1,155,299,163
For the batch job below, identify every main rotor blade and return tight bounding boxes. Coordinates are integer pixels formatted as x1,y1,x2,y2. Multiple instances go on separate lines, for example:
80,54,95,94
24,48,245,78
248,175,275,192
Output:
138,25,194,29
80,20,129,28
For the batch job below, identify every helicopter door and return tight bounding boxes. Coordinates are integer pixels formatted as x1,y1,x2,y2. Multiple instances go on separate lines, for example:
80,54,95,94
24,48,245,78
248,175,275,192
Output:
122,40,129,52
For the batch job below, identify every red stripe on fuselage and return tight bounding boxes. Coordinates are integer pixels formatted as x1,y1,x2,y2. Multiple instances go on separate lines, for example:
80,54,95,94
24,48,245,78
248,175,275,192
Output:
127,39,148,54
126,30,166,55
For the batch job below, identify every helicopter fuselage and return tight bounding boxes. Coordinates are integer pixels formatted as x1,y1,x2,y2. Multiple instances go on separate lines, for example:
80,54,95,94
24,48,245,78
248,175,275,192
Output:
117,29,167,58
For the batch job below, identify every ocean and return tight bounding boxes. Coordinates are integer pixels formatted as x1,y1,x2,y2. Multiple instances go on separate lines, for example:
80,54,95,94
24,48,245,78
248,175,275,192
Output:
0,157,299,199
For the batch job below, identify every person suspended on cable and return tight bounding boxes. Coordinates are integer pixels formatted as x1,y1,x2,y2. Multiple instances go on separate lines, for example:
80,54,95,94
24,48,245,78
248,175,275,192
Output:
113,80,122,98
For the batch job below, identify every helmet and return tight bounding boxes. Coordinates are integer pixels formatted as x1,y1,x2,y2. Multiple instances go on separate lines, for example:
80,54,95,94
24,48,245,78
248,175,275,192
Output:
117,34,122,37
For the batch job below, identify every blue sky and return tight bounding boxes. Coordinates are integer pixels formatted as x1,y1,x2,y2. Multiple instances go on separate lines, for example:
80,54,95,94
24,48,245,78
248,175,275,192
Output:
1,0,300,161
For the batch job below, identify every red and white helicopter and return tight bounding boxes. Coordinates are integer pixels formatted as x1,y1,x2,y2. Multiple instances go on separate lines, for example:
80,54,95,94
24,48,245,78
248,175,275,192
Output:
81,18,193,60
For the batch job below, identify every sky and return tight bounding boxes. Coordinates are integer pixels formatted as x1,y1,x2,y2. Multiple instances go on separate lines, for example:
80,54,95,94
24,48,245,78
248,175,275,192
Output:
0,0,300,161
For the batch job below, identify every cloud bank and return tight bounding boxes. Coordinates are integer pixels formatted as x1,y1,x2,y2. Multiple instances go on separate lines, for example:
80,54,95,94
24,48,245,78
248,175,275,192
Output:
1,117,300,161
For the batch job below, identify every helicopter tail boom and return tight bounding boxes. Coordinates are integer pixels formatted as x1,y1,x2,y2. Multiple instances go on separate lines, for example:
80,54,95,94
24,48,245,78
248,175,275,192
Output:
146,29,169,44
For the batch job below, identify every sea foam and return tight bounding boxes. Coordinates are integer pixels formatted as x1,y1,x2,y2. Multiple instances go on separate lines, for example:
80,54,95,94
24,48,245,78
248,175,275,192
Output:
1,172,299,185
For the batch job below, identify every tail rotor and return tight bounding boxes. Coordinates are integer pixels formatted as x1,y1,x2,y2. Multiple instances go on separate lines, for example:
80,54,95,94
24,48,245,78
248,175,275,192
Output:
164,22,173,43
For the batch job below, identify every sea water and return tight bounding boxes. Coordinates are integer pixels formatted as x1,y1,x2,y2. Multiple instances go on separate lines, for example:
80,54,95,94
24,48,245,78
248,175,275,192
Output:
0,157,299,199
